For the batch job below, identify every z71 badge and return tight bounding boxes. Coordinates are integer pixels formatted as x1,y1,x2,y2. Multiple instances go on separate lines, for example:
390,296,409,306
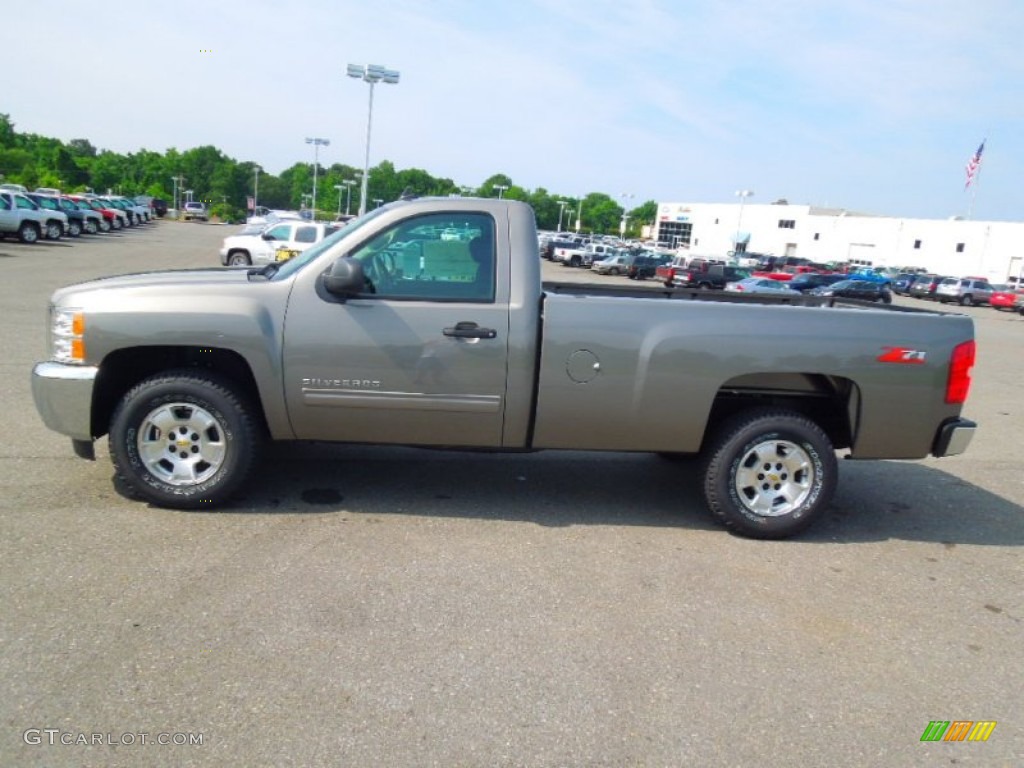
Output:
877,346,927,364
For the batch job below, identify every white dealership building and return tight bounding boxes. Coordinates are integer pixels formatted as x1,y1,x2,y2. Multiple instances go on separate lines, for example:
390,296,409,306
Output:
654,201,1024,282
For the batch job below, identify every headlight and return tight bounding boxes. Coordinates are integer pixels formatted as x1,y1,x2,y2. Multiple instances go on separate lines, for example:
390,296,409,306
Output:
52,308,86,363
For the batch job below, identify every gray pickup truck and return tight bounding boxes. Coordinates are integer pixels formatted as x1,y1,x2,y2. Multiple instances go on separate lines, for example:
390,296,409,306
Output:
31,198,977,538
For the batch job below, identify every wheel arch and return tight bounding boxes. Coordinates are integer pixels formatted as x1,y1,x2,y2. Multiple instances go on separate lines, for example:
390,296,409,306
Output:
703,372,858,453
92,346,268,440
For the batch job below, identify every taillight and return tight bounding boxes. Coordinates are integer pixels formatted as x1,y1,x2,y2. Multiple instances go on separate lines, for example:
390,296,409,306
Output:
945,340,975,404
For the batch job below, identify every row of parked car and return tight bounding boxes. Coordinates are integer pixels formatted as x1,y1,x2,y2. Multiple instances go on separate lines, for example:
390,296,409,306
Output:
0,184,163,243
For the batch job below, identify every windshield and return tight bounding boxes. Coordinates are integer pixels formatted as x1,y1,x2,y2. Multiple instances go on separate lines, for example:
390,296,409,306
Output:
267,206,392,281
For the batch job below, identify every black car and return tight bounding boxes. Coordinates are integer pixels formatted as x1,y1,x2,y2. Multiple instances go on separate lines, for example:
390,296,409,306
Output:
811,279,892,303
627,255,665,280
785,273,847,293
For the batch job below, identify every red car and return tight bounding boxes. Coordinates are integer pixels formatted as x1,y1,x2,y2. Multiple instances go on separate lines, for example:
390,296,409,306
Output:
988,284,1020,311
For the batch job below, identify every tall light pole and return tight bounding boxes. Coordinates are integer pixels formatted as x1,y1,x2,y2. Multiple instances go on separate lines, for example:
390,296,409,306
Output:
619,192,635,240
556,200,568,231
253,166,260,215
575,198,583,233
171,175,185,216
306,137,330,220
348,63,400,217
494,184,509,199
342,179,357,215
735,189,754,252
333,184,344,217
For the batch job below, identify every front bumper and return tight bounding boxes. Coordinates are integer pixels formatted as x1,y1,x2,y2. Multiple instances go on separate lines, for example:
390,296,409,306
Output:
932,417,977,457
31,361,98,442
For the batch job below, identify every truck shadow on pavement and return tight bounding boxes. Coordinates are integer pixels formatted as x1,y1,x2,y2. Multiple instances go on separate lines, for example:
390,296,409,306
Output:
217,443,1024,546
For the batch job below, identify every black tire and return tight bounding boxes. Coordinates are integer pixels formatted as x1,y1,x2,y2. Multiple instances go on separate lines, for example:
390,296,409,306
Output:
702,408,837,539
98,218,111,233
45,221,63,240
84,219,98,235
109,370,264,509
227,250,252,266
960,295,973,306
67,219,82,237
18,221,40,244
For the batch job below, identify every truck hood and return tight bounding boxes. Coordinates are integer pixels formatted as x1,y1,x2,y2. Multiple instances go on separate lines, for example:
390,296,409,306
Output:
51,268,258,306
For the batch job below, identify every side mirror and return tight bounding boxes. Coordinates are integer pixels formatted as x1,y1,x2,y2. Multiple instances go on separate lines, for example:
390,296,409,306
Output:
261,232,275,241
323,258,366,297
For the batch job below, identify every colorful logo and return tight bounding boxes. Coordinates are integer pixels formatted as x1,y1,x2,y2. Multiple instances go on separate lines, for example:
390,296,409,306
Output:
920,720,996,742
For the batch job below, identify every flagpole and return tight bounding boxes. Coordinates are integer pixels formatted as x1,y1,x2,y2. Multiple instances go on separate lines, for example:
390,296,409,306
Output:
967,163,981,220
965,138,985,220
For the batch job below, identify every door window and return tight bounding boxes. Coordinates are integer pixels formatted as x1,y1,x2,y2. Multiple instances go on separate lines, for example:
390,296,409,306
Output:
350,212,496,302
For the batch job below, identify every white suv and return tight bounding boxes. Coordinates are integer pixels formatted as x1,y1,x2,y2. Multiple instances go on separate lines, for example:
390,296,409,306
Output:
935,277,995,306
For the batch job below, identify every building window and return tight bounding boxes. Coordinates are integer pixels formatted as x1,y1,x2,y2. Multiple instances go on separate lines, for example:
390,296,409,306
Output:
956,243,965,253
913,239,922,249
778,219,795,229
656,221,692,249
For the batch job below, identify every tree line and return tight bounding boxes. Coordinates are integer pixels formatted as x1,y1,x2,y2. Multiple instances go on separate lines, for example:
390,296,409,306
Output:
0,114,657,235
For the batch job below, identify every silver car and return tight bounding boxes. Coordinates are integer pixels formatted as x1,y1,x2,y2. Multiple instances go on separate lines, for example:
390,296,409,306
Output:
935,277,994,306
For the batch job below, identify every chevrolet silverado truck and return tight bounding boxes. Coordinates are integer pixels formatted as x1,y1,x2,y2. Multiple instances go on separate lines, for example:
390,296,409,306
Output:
219,220,341,266
30,198,978,539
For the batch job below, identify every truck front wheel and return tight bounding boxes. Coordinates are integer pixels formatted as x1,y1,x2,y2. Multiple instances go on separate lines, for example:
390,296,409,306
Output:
702,409,836,539
109,371,264,509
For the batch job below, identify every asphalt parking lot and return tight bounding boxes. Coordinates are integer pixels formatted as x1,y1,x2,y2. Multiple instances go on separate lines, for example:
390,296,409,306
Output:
2,221,1021,767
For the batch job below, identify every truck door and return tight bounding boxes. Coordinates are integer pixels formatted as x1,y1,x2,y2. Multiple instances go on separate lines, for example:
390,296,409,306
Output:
0,194,15,232
281,211,510,447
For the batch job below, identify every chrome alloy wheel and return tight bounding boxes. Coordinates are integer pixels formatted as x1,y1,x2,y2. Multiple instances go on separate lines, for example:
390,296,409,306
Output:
732,439,814,517
136,402,228,486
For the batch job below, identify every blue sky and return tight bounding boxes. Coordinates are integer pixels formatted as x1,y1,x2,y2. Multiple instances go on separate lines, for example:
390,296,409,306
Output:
5,0,1022,220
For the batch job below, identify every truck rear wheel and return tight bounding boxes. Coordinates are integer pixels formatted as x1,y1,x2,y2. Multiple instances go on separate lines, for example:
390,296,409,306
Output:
109,370,264,509
702,408,836,539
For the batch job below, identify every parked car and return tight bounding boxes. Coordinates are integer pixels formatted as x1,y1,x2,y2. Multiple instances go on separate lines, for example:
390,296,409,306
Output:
0,190,66,241
935,277,995,306
183,201,209,222
71,195,127,230
891,272,924,295
988,284,1019,311
909,274,945,300
785,273,847,294
627,254,668,280
28,193,83,237
810,279,893,303
671,263,750,290
52,195,105,235
591,252,633,275
724,277,797,294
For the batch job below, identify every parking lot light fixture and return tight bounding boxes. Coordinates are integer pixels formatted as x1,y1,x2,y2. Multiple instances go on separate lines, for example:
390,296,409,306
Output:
342,179,357,215
348,63,400,217
735,190,754,251
253,166,261,214
306,137,330,220
494,184,509,199
373,198,384,209
556,200,568,231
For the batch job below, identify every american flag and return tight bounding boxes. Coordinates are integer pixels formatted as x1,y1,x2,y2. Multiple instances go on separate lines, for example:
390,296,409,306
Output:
965,140,985,189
